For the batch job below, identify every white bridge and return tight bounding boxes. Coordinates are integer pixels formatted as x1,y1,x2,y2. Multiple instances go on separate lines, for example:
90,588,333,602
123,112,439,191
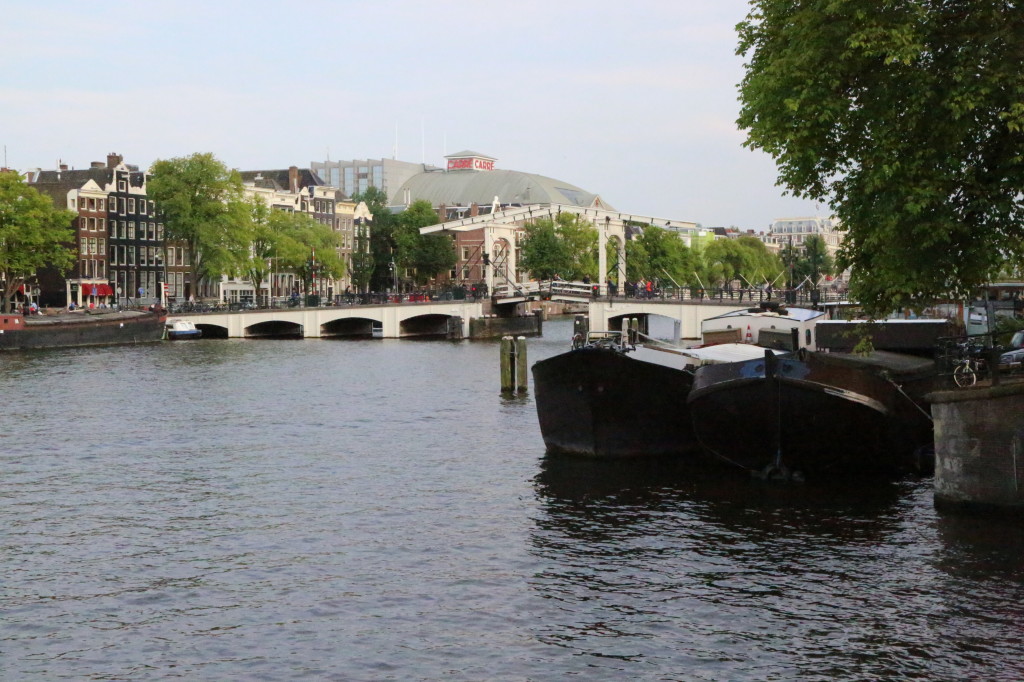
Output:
588,299,760,342
170,300,483,339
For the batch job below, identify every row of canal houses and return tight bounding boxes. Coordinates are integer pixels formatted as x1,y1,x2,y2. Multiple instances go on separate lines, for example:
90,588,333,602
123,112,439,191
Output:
24,153,369,309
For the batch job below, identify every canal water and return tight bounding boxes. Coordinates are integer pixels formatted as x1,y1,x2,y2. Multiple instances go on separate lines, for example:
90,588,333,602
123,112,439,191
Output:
3,317,1023,681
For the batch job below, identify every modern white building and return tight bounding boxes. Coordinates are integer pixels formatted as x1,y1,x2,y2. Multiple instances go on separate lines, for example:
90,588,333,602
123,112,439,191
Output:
762,216,843,257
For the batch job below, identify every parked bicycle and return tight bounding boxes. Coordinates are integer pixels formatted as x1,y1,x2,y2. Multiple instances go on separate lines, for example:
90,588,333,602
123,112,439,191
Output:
952,340,987,388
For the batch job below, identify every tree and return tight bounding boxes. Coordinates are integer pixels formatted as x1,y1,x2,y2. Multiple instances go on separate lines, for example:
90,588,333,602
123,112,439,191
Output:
519,218,573,280
518,213,599,282
0,171,76,312
397,199,454,286
798,234,835,283
148,152,249,298
351,187,400,291
241,196,275,302
737,0,1024,316
554,213,598,281
274,211,344,298
625,226,697,287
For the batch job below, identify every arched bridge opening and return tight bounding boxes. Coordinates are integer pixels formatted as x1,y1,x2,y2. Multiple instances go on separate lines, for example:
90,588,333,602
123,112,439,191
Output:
195,323,229,339
400,314,456,338
606,312,688,343
608,312,651,336
245,320,303,339
322,317,379,339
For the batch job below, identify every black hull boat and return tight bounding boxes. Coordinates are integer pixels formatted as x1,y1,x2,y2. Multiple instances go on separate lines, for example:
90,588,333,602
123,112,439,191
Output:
687,349,937,479
0,309,167,351
533,343,696,457
532,332,769,458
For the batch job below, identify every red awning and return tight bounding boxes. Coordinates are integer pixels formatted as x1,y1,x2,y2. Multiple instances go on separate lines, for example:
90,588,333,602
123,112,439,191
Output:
83,283,114,296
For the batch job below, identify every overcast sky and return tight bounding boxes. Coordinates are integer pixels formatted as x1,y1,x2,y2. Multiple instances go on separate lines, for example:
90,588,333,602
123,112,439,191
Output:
2,0,826,231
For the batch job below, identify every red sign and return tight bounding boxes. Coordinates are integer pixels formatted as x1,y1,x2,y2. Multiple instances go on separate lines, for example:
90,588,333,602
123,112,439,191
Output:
447,158,494,171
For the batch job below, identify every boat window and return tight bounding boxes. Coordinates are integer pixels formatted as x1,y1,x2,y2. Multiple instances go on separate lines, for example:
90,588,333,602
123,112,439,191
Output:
806,329,812,346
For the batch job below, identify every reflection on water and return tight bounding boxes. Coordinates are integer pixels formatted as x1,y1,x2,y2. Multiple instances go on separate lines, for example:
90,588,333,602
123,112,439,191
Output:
2,320,1023,680
529,455,1024,680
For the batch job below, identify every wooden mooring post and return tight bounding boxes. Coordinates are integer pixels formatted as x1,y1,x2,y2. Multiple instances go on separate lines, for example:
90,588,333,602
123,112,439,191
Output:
500,335,529,394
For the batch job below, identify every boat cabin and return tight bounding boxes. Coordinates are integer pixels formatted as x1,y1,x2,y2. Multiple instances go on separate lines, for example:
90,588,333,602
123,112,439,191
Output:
700,303,824,351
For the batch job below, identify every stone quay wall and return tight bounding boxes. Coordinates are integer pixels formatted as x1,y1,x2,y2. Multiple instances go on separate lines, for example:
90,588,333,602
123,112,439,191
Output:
930,381,1024,516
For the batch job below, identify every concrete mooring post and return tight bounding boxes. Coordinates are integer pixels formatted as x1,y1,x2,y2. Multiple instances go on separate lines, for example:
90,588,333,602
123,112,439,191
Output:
500,336,529,394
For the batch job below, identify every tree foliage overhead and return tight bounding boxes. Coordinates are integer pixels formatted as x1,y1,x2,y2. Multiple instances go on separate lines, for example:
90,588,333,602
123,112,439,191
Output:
737,0,1024,315
148,152,248,293
0,171,76,312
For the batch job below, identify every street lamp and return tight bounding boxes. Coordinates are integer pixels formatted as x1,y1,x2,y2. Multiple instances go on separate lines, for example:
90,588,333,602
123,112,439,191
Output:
389,259,397,293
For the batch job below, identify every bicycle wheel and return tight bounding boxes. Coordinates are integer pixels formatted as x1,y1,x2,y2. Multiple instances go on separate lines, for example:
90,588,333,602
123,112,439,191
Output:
954,363,977,388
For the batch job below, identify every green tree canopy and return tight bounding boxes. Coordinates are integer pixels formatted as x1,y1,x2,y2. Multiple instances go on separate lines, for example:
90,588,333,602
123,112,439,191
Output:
148,152,248,296
519,213,598,282
0,171,76,312
738,0,1024,316
625,226,697,287
797,234,835,284
351,187,403,291
396,200,455,285
237,196,344,299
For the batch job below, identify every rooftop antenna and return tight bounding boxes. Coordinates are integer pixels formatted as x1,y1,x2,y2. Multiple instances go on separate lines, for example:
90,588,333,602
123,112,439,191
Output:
326,145,330,163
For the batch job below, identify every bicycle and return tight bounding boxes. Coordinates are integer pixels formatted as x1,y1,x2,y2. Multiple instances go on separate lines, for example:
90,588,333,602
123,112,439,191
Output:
952,341,986,388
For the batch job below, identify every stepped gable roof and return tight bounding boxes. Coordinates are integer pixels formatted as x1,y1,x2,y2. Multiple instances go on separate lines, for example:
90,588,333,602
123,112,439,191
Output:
397,168,610,210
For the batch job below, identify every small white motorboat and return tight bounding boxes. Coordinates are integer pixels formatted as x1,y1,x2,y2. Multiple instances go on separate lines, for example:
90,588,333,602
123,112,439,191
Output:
166,318,202,340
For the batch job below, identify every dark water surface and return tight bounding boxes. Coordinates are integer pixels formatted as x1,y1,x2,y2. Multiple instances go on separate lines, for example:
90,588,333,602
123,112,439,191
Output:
3,318,1023,680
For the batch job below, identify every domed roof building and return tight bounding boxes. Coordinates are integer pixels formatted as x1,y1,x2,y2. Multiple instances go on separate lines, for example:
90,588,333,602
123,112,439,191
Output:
396,151,613,212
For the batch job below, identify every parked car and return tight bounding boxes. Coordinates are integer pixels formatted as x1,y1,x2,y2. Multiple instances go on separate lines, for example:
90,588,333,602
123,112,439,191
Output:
999,330,1024,368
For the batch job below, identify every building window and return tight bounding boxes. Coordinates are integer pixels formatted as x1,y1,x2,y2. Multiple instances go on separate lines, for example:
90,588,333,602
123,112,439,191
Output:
98,198,105,212
80,239,88,255
128,222,136,239
119,197,126,215
110,244,117,264
98,218,105,232
118,178,126,192
149,223,156,240
128,246,136,266
128,198,136,214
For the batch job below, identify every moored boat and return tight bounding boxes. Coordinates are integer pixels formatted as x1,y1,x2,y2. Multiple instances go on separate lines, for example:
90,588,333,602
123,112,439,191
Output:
688,304,943,479
687,348,937,479
531,330,768,457
166,318,202,340
0,308,167,351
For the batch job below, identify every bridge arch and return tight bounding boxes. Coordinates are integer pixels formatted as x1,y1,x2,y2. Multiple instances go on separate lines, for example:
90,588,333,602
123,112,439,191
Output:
245,319,302,339
321,316,380,338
